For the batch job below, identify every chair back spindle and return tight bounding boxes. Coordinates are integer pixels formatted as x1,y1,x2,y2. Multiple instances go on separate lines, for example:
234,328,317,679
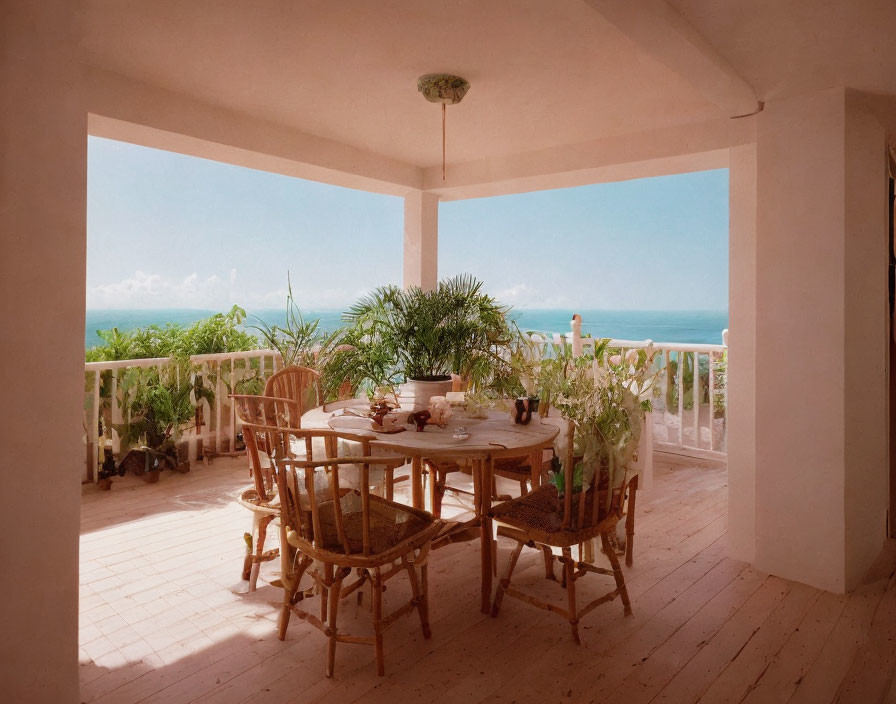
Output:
232,394,300,501
242,424,412,560
264,366,320,418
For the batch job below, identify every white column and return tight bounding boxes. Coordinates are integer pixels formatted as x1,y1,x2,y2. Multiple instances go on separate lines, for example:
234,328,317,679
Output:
751,87,887,592
727,143,757,563
403,190,439,291
0,2,85,700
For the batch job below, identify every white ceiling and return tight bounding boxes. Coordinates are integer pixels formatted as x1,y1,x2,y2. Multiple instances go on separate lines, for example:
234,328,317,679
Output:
80,0,723,169
670,0,896,102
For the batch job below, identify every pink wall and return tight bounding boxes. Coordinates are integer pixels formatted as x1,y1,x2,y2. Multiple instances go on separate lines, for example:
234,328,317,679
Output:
727,143,758,563
843,91,888,587
752,88,888,592
0,2,85,700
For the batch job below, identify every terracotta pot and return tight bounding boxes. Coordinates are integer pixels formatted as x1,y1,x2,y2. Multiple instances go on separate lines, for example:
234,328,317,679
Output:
144,469,161,484
97,478,113,491
174,461,190,474
398,376,453,411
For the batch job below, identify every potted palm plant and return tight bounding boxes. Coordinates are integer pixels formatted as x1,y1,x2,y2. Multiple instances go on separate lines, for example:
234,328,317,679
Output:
326,275,514,409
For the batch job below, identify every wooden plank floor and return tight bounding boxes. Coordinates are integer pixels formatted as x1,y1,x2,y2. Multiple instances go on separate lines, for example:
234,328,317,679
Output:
79,455,896,704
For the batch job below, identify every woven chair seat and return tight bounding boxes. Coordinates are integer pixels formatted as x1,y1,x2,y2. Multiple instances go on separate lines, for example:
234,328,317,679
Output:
236,486,280,516
307,494,435,555
490,484,612,547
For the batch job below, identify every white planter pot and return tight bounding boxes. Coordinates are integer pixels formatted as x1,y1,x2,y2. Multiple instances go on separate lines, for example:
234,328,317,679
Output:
398,377,453,411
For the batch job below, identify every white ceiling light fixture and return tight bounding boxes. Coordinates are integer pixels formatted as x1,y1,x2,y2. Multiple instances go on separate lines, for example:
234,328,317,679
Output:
417,73,470,181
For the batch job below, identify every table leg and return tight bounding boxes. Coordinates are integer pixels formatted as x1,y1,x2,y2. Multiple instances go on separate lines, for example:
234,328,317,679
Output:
411,456,424,509
479,457,494,614
427,459,438,515
529,449,543,489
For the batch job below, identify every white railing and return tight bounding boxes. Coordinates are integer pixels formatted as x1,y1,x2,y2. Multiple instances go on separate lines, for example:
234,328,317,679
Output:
525,323,728,463
83,326,728,481
83,349,283,482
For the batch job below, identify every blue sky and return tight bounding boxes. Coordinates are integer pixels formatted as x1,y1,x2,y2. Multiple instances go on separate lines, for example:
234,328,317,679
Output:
87,136,728,311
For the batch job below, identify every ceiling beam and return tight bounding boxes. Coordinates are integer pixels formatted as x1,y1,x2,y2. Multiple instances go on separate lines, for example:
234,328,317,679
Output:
85,67,422,196
584,0,761,118
424,116,754,200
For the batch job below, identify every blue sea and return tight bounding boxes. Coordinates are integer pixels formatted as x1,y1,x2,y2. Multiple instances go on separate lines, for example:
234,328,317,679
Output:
85,308,728,349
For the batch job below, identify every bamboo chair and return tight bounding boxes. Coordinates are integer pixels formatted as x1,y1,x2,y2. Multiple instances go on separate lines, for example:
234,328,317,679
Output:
247,422,441,678
490,420,633,643
232,394,302,590
424,455,547,518
264,365,320,414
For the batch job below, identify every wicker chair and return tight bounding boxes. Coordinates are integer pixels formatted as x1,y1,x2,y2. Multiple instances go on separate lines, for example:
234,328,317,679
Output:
246,422,441,678
231,394,303,590
424,454,546,518
490,420,633,643
264,365,320,414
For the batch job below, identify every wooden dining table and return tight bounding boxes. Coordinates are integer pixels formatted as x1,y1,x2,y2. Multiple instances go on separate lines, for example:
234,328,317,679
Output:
301,402,560,613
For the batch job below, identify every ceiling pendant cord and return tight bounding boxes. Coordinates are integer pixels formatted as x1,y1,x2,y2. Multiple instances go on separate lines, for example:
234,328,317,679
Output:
416,74,469,183
442,102,447,181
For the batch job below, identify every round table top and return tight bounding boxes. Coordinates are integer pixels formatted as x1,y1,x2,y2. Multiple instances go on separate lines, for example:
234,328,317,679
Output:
301,401,560,460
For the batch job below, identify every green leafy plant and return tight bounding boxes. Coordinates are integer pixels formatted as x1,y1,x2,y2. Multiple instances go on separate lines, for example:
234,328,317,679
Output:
334,274,513,392
712,350,727,418
550,346,663,499
115,360,214,466
251,275,327,369
86,306,257,361
320,325,402,399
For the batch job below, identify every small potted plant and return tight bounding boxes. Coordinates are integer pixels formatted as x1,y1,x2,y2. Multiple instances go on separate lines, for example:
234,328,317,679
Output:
116,360,213,482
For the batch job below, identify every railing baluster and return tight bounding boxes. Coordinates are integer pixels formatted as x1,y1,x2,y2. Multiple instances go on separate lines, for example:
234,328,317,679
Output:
677,350,684,447
708,351,716,452
110,372,121,456
215,359,224,453
693,350,701,449
229,354,237,452
89,370,101,482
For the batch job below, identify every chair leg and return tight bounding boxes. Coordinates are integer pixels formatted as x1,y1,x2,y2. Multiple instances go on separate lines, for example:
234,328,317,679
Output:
421,562,430,638
403,553,431,639
278,548,310,641
321,562,333,625
582,538,595,565
242,512,261,580
542,545,556,581
601,530,632,616
563,547,580,645
372,569,385,676
518,478,528,497
249,514,273,591
492,540,524,617
434,470,445,518
626,475,638,567
326,567,347,678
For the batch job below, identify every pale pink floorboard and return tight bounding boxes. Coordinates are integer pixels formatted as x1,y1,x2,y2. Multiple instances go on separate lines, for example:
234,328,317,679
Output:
79,455,896,704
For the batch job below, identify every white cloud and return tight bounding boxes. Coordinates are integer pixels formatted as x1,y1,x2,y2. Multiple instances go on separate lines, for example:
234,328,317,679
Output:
491,282,575,309
87,270,231,309
87,269,368,311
